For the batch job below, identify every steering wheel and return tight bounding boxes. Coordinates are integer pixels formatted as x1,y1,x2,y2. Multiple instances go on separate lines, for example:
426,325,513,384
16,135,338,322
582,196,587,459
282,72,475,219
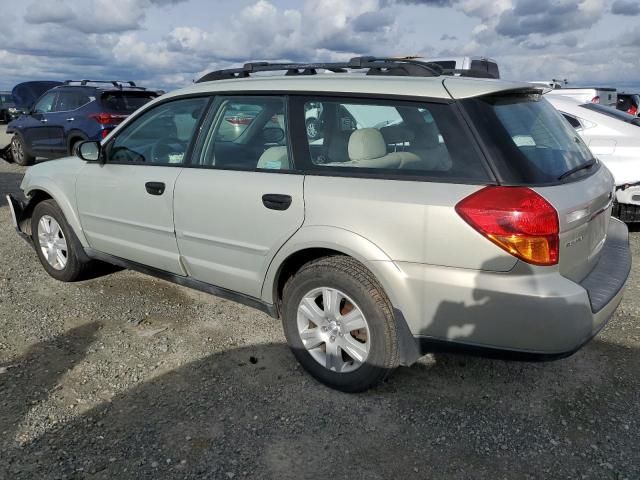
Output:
151,137,186,164
110,145,146,163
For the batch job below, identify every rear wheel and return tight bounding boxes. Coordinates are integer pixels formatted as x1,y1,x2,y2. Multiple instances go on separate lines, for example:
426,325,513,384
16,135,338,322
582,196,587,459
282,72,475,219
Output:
305,118,321,140
31,200,94,282
68,138,83,156
281,256,399,392
11,135,35,166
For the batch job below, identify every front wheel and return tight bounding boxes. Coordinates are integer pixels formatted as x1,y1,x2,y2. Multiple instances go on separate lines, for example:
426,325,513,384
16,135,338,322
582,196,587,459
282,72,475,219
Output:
11,135,35,166
31,200,94,282
282,256,399,392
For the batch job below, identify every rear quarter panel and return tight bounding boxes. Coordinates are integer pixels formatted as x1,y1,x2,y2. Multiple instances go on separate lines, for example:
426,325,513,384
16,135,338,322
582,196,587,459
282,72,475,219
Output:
301,175,518,270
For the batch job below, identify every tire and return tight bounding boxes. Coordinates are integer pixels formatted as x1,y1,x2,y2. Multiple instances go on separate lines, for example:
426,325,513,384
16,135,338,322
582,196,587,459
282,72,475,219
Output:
31,200,94,282
281,256,399,392
305,118,321,140
11,135,35,166
68,138,83,156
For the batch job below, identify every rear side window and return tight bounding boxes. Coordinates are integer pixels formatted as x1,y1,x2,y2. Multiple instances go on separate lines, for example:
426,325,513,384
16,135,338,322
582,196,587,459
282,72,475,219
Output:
101,92,157,114
463,94,595,184
55,91,91,111
197,96,290,171
298,98,490,182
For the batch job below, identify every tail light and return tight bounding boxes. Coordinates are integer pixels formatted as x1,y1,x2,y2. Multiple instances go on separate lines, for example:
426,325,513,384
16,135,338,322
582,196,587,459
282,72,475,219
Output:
100,129,111,139
628,105,638,116
456,186,559,266
591,96,600,104
89,113,128,125
225,116,254,126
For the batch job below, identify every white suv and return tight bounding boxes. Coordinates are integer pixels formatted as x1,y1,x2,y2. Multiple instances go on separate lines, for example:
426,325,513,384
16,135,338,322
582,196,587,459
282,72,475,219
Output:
7,58,631,392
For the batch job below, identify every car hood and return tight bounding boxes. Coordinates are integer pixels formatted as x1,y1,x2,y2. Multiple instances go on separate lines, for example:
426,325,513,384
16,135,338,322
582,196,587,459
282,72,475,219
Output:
11,81,63,109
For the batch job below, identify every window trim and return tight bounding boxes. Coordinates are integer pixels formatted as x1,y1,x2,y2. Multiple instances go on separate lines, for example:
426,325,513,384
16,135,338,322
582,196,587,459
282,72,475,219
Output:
288,94,497,185
101,95,214,167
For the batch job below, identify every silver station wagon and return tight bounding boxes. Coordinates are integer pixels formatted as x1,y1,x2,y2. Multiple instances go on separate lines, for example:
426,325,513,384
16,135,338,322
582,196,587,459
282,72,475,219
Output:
7,58,632,392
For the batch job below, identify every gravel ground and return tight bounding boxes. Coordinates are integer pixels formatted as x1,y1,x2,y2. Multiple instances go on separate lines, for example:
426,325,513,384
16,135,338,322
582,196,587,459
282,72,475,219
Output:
0,124,638,479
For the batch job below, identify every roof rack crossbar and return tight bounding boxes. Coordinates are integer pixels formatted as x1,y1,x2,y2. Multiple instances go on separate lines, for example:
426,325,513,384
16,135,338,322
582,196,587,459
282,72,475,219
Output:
63,80,141,89
195,56,444,83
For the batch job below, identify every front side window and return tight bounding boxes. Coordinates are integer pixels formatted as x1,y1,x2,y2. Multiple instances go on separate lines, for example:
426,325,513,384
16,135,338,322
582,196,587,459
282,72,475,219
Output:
107,97,209,165
197,96,291,171
32,92,57,114
300,98,489,181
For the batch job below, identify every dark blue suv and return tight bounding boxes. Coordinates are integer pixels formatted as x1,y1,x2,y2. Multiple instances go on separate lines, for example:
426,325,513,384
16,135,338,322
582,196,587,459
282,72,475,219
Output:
7,80,159,166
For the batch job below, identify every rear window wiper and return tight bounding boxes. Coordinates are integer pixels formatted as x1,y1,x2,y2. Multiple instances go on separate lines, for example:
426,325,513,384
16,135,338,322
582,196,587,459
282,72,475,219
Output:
558,158,597,181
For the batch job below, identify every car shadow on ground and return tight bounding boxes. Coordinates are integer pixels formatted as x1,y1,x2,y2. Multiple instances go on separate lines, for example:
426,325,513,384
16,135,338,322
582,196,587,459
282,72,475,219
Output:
0,322,638,479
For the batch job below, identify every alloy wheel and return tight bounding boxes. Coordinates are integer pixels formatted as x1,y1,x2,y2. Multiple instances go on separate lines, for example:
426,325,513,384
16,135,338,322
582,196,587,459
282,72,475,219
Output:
37,215,68,270
297,287,370,373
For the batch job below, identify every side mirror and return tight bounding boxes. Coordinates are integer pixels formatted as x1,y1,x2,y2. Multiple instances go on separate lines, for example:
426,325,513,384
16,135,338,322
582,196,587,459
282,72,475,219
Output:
77,140,101,162
263,127,285,144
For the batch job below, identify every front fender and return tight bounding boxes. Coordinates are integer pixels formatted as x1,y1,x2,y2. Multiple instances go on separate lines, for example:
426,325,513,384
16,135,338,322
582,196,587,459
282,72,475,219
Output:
22,175,88,247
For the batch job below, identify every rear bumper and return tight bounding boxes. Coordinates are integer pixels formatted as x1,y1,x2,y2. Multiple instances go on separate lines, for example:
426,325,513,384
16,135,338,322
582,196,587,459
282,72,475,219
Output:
6,194,33,246
394,219,631,358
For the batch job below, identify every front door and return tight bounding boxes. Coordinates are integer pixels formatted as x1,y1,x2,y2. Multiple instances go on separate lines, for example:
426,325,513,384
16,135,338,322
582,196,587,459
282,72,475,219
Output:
21,91,58,156
76,96,211,274
173,95,305,298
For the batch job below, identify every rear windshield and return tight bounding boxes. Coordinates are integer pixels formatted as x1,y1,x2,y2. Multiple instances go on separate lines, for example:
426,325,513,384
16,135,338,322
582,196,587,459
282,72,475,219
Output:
101,92,158,113
463,94,596,184
580,103,640,125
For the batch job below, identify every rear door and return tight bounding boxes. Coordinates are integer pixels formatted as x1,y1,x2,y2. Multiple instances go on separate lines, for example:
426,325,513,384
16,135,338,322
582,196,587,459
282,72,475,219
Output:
76,96,210,274
173,95,305,298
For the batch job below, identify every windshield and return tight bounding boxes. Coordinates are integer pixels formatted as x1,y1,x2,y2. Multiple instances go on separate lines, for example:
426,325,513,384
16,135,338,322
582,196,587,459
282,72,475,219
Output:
463,94,596,184
580,103,639,124
0,94,14,104
101,92,158,114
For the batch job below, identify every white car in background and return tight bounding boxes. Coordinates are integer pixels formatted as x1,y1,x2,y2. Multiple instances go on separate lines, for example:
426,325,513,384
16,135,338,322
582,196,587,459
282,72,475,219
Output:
546,95,640,222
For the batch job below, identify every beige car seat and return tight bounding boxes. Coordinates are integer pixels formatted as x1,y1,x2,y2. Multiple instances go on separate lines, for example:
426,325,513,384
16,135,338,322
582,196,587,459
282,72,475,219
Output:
347,128,420,168
257,146,290,170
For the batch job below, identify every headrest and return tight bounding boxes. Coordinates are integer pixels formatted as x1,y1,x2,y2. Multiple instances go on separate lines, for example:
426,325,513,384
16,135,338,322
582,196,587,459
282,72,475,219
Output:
348,128,387,161
380,125,415,144
257,146,289,170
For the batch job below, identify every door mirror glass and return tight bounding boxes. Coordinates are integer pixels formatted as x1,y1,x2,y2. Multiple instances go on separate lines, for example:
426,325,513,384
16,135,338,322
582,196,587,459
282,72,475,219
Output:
263,126,285,144
77,141,101,162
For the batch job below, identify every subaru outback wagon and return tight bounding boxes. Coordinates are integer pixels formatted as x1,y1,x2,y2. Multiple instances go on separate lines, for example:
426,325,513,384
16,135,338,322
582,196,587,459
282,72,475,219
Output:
7,58,631,392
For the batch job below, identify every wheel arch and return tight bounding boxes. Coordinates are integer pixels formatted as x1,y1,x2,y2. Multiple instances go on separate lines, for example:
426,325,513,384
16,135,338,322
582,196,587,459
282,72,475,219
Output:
22,183,88,247
66,131,88,155
263,226,421,366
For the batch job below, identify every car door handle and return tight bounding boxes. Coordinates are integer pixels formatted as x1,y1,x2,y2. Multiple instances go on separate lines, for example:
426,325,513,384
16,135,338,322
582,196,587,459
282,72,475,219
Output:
262,194,292,211
66,117,75,122
40,118,48,123
145,182,166,196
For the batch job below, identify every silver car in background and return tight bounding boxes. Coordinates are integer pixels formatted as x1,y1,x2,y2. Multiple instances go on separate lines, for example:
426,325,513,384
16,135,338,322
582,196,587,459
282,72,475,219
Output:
7,58,632,392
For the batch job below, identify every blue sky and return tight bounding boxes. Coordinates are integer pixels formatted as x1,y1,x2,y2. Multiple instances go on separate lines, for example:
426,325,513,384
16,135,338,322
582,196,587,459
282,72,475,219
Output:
1,0,639,92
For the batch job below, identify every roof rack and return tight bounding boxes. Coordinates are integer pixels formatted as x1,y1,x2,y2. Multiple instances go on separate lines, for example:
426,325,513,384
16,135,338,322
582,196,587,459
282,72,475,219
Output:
195,56,446,83
63,80,145,90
